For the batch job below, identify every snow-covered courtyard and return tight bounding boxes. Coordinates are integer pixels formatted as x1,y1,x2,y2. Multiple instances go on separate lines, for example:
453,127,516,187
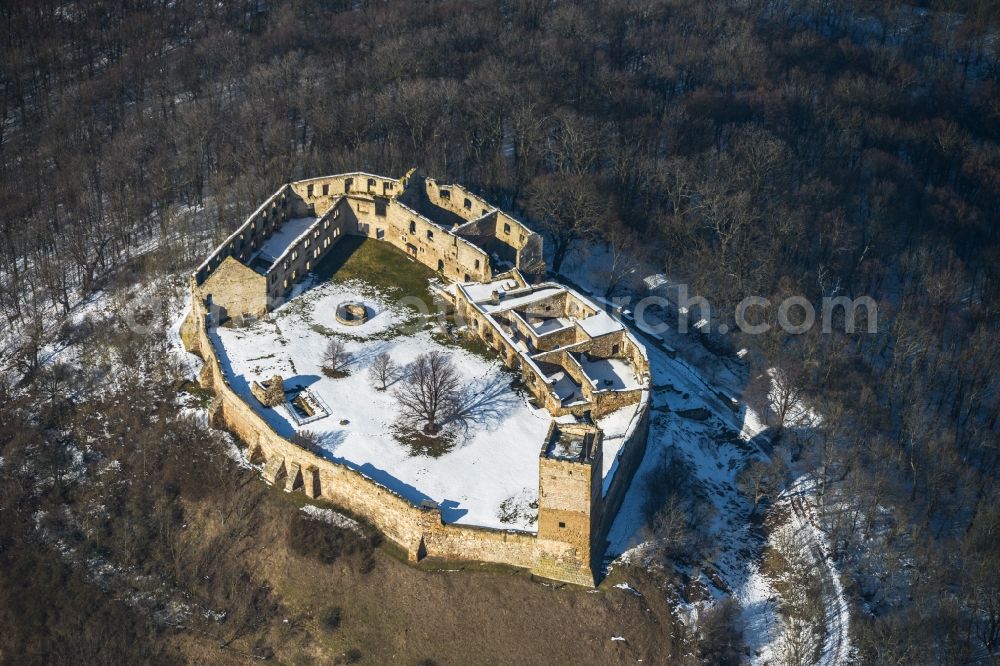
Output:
211,274,555,531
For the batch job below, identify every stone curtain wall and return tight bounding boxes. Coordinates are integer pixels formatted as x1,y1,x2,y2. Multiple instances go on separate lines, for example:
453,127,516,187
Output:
181,289,651,586
420,177,496,222
596,394,650,546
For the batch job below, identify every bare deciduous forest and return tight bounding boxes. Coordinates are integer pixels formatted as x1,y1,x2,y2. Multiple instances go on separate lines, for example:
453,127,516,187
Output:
0,0,998,663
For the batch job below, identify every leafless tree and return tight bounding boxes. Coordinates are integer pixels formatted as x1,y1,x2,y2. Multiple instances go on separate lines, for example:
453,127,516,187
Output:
522,172,606,274
291,430,322,455
368,352,399,391
322,339,352,377
745,363,811,436
596,221,646,297
394,351,460,435
736,457,787,516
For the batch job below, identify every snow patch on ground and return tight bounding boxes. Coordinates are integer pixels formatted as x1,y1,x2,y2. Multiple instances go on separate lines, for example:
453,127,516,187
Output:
733,563,782,664
300,504,365,535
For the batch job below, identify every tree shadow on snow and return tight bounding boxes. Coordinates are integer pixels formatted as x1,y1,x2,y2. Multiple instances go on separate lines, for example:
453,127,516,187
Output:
445,371,521,441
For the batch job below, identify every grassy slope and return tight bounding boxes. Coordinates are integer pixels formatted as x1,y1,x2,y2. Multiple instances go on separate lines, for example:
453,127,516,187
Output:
170,481,677,665
314,236,436,302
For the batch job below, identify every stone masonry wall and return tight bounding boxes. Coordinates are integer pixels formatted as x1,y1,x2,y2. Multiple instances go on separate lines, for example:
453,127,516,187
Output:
596,396,650,545
264,203,350,303
291,173,401,216
199,256,268,319
345,195,494,283
534,447,603,586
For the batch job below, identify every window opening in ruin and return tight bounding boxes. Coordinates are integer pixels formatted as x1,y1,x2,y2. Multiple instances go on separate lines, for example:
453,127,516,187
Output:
322,183,329,196
426,229,433,240
345,177,353,192
307,184,314,197
439,188,450,200
612,344,620,355
559,522,566,528
437,259,444,272
409,220,416,233
464,198,472,210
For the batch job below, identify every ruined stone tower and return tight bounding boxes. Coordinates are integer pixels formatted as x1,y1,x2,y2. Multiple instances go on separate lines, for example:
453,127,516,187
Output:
533,423,604,586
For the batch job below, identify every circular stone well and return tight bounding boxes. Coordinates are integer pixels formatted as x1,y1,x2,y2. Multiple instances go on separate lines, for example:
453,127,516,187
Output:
335,301,369,326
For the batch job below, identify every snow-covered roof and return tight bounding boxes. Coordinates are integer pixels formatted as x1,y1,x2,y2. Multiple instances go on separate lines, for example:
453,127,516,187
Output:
577,354,640,391
577,310,624,338
247,216,318,273
462,277,520,303
531,316,572,336
482,286,564,313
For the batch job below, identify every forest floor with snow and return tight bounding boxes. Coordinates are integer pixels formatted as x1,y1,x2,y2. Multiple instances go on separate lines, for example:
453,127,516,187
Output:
562,244,855,664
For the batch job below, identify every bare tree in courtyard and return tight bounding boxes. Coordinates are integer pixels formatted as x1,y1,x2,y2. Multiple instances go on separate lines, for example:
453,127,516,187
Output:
368,351,399,390
395,351,460,435
322,339,352,377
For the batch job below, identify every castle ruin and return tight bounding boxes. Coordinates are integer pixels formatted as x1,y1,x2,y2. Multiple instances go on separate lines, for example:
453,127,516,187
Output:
181,169,650,586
